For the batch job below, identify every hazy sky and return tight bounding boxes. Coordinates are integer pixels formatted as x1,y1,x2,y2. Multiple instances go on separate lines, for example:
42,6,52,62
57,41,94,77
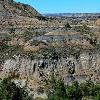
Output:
15,0,100,14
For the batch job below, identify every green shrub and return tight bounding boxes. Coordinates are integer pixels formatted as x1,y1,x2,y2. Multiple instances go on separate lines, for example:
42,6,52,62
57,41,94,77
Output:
66,81,83,100
47,75,67,100
0,78,32,100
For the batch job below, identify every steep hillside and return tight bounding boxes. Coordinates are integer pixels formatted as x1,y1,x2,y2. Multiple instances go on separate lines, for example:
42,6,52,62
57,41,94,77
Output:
0,0,45,40
0,0,40,20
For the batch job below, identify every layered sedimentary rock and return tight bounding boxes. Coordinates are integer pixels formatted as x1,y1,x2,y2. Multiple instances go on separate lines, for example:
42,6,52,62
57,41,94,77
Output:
1,50,100,83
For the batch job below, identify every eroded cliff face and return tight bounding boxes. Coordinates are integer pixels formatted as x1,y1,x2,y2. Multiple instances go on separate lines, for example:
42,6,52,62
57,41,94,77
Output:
1,50,100,84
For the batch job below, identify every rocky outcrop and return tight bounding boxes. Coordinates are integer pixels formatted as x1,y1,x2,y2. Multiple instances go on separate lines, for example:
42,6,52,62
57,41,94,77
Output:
1,50,100,83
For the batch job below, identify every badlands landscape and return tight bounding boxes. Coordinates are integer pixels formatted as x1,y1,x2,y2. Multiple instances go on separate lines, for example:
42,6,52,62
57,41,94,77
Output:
0,0,100,100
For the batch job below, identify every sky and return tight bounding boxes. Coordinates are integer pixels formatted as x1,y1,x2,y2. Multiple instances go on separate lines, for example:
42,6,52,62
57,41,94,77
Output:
15,0,100,14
